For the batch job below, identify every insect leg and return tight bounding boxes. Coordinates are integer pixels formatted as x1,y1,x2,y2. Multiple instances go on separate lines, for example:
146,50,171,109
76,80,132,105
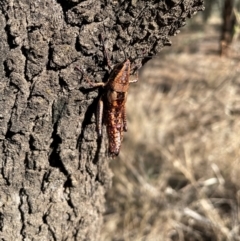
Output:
122,106,127,132
129,78,138,83
96,96,104,137
75,66,106,88
129,63,139,83
129,72,138,83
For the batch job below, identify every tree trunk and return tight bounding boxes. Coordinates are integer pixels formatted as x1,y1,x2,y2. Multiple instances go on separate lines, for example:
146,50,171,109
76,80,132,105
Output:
202,0,215,22
220,0,236,56
0,0,204,240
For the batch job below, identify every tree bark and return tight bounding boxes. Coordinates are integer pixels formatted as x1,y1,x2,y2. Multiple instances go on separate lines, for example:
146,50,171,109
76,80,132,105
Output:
220,0,236,56
202,0,215,22
0,0,204,240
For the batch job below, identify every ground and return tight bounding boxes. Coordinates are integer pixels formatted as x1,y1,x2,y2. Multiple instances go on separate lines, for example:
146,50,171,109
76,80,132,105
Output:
100,14,240,241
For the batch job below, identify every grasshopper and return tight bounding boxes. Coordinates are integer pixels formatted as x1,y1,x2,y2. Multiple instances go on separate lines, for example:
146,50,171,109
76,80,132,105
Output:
76,37,138,157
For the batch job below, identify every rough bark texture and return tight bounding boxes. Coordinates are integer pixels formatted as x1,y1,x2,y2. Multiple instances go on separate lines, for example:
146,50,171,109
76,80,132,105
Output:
0,0,204,240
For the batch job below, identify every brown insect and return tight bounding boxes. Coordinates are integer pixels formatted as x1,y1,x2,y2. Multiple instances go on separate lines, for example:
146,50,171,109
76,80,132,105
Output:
75,39,138,157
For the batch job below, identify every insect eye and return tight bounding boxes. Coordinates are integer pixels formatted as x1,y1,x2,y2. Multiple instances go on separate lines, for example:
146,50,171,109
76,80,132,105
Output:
107,90,118,102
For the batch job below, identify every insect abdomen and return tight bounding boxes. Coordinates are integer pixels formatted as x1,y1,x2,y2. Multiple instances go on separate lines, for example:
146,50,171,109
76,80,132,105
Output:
105,101,124,157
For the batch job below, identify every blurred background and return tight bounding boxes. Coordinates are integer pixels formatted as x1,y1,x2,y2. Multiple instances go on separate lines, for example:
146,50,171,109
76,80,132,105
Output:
101,1,240,240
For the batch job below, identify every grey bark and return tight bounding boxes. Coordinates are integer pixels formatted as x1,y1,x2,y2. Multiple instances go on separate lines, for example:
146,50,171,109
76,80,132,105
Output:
0,0,204,240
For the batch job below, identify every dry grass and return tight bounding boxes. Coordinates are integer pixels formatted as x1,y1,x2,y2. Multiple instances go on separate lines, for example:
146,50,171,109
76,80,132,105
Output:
100,16,240,241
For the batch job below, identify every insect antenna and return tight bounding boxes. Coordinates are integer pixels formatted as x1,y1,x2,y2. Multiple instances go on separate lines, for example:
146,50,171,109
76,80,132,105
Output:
127,3,150,38
99,33,112,71
118,44,128,61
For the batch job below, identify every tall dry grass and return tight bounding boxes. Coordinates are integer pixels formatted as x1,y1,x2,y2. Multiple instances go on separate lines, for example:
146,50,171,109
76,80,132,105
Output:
101,16,240,241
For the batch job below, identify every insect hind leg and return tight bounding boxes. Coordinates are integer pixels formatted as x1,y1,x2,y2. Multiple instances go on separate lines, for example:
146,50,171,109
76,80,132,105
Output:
96,96,104,137
122,106,127,132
